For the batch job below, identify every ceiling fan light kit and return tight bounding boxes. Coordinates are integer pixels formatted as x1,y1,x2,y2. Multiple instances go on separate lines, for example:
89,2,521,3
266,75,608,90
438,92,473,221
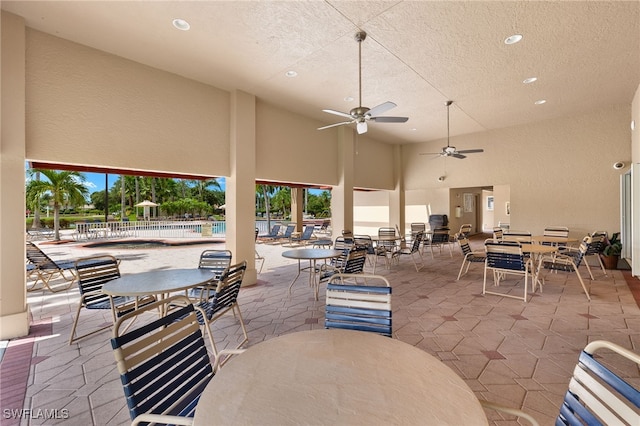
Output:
317,31,409,135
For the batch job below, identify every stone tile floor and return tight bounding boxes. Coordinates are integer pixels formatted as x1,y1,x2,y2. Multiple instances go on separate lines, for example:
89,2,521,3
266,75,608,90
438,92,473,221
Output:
3,233,640,425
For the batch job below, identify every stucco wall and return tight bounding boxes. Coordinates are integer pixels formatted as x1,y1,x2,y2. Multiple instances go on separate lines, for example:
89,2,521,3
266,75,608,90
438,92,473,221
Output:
25,30,231,177
402,105,631,237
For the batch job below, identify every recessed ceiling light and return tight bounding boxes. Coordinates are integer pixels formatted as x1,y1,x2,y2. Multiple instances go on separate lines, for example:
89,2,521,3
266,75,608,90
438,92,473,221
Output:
523,77,537,84
504,34,523,45
411,128,417,131
285,70,297,77
632,120,636,131
344,96,354,102
534,99,547,105
172,18,190,31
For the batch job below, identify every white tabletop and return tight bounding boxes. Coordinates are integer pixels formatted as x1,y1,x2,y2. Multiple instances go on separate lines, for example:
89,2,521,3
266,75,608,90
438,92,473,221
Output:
282,248,344,260
194,329,488,425
520,244,559,254
102,268,215,297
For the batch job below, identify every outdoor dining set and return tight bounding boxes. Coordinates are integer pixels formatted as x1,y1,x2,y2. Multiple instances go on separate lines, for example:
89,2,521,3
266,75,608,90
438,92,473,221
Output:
22,222,640,426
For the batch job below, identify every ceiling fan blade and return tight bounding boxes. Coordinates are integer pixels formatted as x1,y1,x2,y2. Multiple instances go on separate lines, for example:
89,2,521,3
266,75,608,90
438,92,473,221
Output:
317,121,353,131
322,109,352,119
452,153,466,159
356,121,368,134
419,152,441,156
367,101,397,117
456,149,484,154
371,116,409,123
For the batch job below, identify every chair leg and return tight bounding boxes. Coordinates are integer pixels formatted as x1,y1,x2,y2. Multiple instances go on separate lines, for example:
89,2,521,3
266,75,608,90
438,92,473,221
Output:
68,299,112,345
457,259,468,280
572,264,591,301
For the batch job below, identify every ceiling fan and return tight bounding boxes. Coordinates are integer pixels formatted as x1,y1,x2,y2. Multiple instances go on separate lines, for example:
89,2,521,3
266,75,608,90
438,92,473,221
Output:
420,101,484,159
317,31,408,135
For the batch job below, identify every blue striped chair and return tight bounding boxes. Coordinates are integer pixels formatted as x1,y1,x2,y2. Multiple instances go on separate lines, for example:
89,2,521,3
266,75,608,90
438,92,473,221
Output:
325,274,392,337
111,295,244,426
483,241,533,302
556,340,640,425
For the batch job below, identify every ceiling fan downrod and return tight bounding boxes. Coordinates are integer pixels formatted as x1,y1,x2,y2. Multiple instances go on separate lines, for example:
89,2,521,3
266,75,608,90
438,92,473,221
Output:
355,31,366,108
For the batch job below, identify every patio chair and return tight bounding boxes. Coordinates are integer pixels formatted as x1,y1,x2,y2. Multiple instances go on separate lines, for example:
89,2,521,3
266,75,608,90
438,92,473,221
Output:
423,227,453,258
334,236,354,252
192,261,249,356
286,224,316,246
257,224,281,242
187,249,233,302
537,236,591,301
582,231,608,279
456,237,486,280
373,227,399,272
69,255,155,344
556,340,640,426
458,223,472,239
26,241,77,292
318,246,367,283
483,241,533,302
492,227,504,241
353,234,376,266
111,295,244,426
392,231,425,272
325,273,392,337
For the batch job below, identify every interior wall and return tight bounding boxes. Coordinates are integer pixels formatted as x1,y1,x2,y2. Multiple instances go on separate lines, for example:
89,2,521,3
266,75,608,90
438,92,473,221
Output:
402,105,631,237
448,187,483,234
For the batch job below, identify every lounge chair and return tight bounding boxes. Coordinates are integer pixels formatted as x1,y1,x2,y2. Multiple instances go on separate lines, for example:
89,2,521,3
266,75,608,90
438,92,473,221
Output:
26,241,78,292
273,224,296,244
257,224,281,242
286,224,316,246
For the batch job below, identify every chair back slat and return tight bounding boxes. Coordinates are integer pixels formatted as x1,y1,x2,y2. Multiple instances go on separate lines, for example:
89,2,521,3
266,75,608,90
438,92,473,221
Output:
111,297,214,422
557,341,640,426
325,279,392,337
459,238,473,256
75,255,121,306
208,261,246,316
353,235,375,254
485,242,527,272
342,247,367,274
334,236,354,251
431,228,450,244
198,250,232,279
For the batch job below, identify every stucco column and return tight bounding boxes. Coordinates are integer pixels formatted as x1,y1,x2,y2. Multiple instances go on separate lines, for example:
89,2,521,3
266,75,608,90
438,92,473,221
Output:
0,12,29,339
389,144,405,237
291,188,303,231
227,90,257,285
330,127,355,239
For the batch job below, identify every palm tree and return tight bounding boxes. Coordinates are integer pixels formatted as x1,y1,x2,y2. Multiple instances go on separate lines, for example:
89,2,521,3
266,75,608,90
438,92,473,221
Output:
256,184,282,231
26,169,43,229
26,169,89,241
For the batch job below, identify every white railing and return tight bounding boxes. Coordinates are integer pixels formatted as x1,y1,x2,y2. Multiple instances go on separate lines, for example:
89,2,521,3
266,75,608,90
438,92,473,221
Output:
71,220,327,240
73,220,227,240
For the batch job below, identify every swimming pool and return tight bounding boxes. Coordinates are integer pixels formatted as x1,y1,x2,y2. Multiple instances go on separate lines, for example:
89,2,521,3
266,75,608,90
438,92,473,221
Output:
84,239,223,249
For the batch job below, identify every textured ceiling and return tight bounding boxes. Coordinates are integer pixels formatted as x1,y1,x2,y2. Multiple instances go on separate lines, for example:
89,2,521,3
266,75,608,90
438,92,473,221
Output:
3,1,639,145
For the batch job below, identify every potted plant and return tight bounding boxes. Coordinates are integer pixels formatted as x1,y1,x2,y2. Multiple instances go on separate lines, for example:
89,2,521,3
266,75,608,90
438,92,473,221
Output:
601,232,621,270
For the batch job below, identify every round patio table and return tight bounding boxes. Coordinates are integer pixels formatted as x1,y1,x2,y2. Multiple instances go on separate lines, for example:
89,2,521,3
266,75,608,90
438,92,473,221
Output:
102,268,215,298
193,329,488,425
282,249,343,300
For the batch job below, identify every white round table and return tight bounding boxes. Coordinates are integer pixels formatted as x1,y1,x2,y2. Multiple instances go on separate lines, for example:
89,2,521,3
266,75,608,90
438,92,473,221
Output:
282,249,344,300
194,329,488,425
102,268,215,297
